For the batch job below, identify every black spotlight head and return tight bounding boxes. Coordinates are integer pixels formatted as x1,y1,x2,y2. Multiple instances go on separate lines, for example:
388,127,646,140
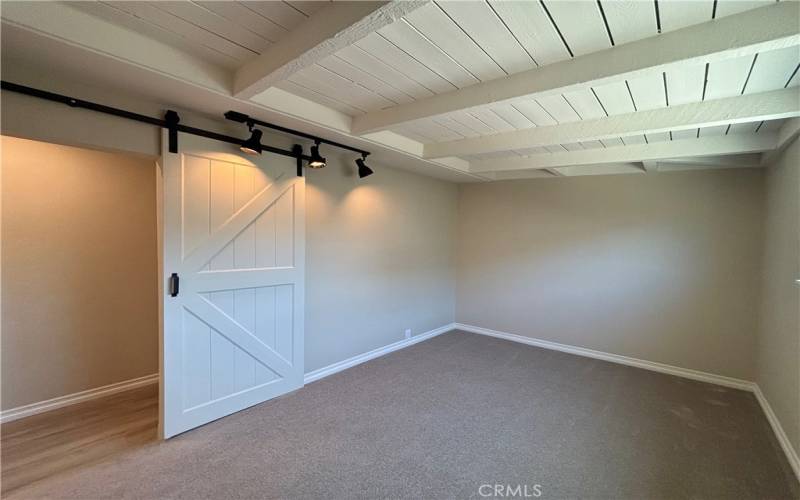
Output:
240,128,263,155
308,144,326,169
356,156,374,178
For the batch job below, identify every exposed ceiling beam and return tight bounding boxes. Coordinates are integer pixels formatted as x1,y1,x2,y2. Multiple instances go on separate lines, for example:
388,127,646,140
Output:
470,134,778,173
351,1,800,134
658,154,762,168
424,88,799,158
760,117,800,165
641,161,658,173
0,1,230,93
554,164,647,177
777,117,800,148
234,1,427,99
656,162,762,173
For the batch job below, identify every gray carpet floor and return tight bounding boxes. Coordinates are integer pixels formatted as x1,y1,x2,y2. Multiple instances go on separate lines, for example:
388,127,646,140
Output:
8,330,799,499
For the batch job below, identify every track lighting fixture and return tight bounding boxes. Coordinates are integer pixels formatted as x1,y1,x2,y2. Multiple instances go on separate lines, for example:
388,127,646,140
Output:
240,124,263,155
356,155,373,178
308,141,327,169
224,109,375,176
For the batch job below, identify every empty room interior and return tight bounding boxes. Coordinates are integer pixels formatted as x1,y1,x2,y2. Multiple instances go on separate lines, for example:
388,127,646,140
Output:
0,1,798,499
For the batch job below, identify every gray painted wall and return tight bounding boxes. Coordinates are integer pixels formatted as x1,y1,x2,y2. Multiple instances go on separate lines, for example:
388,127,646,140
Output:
456,169,765,380
305,157,457,372
757,138,800,454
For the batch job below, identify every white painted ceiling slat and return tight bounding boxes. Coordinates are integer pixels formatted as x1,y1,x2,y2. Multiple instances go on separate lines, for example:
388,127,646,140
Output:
109,1,258,60
473,150,521,161
355,33,456,94
745,46,800,94
403,3,505,82
757,119,785,134
335,45,434,100
275,80,365,115
490,103,536,130
540,0,611,57
488,0,571,66
658,0,713,33
666,63,706,140
196,2,289,45
514,146,549,156
562,142,585,151
155,1,272,52
545,144,568,153
238,1,307,31
436,1,535,75
788,65,800,88
377,20,480,89
536,94,581,123
645,131,671,143
394,124,434,143
317,57,414,106
592,81,635,115
411,119,465,142
512,99,558,126
432,116,481,138
449,110,497,135
705,54,755,101
563,88,607,120
295,64,397,111
600,138,625,148
470,108,516,133
284,1,328,18
622,135,647,146
671,129,698,140
714,0,774,19
727,122,759,135
581,140,605,150
627,73,667,111
698,125,729,137
665,64,706,104
288,66,387,113
70,1,240,69
600,0,658,46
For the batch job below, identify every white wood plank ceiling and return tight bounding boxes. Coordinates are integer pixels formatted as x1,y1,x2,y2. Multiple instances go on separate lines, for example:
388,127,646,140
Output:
4,0,800,179
69,1,329,70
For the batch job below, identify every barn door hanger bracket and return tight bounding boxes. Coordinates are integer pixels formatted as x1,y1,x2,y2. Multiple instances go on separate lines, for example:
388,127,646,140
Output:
292,144,304,177
165,110,180,154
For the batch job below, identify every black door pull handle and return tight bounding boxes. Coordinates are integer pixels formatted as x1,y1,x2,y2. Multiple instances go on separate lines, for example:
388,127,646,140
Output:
169,273,180,297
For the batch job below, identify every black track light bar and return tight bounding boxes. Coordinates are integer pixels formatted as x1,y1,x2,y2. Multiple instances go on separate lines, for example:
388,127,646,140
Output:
0,81,314,164
224,110,370,157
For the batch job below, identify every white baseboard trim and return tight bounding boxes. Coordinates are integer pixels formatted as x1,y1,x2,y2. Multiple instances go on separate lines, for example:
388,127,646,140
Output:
455,323,754,391
753,385,800,481
304,323,456,385
0,373,159,424
455,323,800,482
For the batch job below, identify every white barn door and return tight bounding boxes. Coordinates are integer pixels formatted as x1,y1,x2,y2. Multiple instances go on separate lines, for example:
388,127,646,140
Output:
161,131,304,438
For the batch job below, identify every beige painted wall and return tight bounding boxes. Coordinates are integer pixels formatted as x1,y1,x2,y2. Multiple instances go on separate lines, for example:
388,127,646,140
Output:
1,137,159,410
305,156,457,372
757,138,800,454
457,169,765,380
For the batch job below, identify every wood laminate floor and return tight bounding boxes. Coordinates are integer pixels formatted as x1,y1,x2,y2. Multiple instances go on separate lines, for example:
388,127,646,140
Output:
1,384,158,495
